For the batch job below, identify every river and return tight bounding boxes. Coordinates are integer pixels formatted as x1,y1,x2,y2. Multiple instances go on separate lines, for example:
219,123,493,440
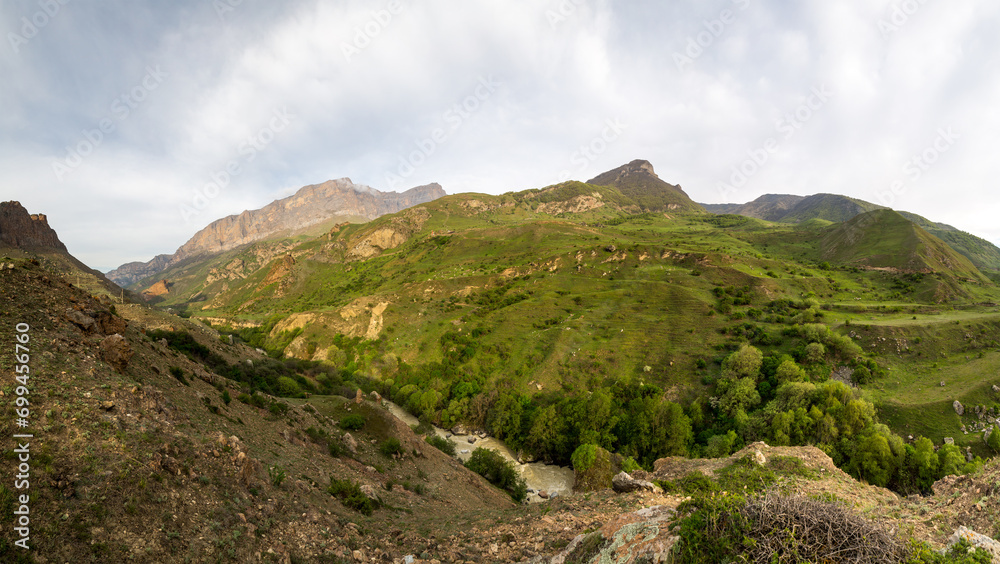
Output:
382,400,575,502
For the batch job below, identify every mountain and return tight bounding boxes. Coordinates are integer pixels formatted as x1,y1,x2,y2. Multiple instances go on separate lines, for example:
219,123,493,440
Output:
702,193,1000,274
6,178,1000,561
704,193,883,224
107,179,447,287
0,200,67,250
702,194,804,221
586,159,705,213
821,209,988,284
0,200,127,299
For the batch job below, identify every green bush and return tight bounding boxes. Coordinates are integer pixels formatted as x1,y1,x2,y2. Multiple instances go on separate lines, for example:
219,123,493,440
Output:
571,444,598,472
168,366,189,386
379,438,403,457
425,435,456,456
328,478,380,515
465,448,527,502
339,415,365,431
268,465,285,487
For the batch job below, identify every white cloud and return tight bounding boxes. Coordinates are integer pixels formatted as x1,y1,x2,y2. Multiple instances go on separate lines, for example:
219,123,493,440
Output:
0,0,998,269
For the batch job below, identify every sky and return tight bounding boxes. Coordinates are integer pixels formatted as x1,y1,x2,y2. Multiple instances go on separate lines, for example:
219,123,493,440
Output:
2,0,999,272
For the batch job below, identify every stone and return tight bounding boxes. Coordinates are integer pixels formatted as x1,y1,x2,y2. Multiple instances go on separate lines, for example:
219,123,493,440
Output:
467,436,477,444
954,400,965,416
943,526,1000,561
538,491,549,499
360,484,378,499
354,389,363,404
343,433,358,454
66,309,96,332
943,437,955,445
940,381,946,387
612,471,663,494
98,334,133,373
451,424,468,436
100,401,115,411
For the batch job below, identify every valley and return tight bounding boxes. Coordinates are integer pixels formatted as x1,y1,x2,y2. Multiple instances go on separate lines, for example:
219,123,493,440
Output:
4,160,1000,562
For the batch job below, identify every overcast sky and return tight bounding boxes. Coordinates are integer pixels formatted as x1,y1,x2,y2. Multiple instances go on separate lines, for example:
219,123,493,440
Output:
2,0,999,271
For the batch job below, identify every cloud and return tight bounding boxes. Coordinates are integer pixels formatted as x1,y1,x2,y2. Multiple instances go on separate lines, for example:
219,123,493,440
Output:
0,0,998,269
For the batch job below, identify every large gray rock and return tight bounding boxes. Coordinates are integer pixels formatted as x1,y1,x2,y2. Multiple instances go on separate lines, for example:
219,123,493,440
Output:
343,432,358,454
943,526,1000,562
98,334,133,373
954,400,965,416
612,471,663,494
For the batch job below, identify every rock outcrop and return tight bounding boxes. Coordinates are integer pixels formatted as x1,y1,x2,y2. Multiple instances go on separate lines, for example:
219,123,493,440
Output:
107,180,446,286
0,201,67,250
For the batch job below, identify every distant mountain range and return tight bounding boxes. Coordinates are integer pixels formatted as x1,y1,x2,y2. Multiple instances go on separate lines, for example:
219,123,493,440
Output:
702,193,1000,273
107,179,446,286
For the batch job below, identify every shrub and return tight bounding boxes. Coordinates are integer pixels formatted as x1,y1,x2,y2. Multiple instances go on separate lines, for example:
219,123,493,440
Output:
465,448,527,502
379,438,403,457
339,415,365,431
221,390,232,405
168,366,189,386
425,435,456,456
328,478,380,515
268,465,285,487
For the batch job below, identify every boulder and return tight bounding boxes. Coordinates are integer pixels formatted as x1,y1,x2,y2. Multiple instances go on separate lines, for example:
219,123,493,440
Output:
612,472,663,494
451,424,468,436
343,433,358,454
354,389,363,404
98,334,133,373
66,309,96,332
467,436,477,444
944,437,955,445
954,400,965,416
943,526,1000,561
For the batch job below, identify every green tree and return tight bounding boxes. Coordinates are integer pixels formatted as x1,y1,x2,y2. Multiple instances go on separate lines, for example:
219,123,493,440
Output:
488,393,524,446
804,342,826,364
775,360,807,384
648,401,691,460
718,377,761,418
722,344,763,380
525,405,566,461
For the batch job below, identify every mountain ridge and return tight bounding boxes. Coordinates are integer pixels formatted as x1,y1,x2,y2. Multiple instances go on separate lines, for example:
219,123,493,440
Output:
107,179,446,286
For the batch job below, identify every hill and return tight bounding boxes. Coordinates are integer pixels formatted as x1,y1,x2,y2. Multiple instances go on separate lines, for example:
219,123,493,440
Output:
4,188,1000,562
700,193,1000,275
107,179,446,287
586,160,705,213
821,209,988,284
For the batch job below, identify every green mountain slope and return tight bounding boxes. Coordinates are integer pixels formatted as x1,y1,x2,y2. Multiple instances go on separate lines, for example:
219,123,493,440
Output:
820,210,987,281
701,193,1000,274
587,160,705,213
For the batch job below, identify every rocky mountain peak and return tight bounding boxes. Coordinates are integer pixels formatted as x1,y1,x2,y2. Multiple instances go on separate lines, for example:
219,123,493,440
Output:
0,201,67,250
107,180,446,287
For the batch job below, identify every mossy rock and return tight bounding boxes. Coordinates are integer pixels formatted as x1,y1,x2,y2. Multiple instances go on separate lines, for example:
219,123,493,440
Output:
572,444,621,492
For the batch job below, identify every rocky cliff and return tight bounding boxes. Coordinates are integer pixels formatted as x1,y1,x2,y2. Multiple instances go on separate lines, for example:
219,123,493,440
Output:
107,179,446,286
0,201,68,250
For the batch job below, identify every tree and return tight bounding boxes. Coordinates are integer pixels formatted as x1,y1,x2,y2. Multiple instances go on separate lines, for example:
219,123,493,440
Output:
525,405,566,461
775,360,807,384
649,401,691,460
718,377,761,418
705,430,739,458
723,344,763,380
488,392,524,446
804,342,826,364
